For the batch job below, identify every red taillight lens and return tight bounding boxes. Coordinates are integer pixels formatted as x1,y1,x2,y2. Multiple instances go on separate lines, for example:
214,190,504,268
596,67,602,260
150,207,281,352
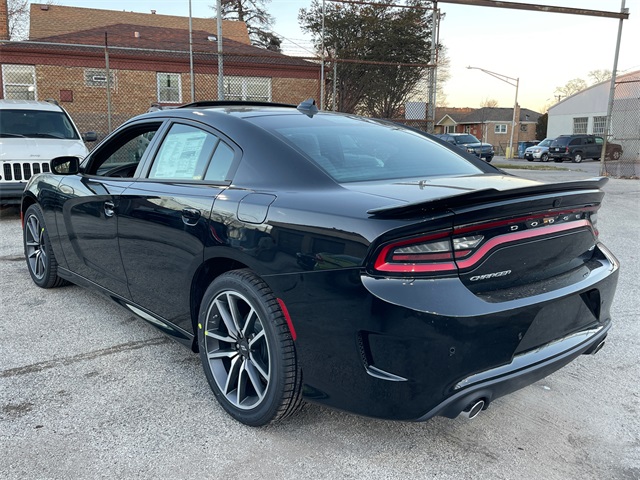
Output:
373,233,484,273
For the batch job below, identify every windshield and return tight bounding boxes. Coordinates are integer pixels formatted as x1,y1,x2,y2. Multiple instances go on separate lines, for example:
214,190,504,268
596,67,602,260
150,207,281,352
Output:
539,138,553,147
453,134,480,144
249,114,484,183
0,109,80,140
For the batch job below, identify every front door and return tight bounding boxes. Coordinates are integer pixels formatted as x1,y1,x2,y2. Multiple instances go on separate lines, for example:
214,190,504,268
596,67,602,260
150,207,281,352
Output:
55,121,164,298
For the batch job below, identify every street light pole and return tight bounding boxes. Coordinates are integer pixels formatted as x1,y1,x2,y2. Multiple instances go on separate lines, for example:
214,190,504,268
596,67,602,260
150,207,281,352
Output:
467,66,519,159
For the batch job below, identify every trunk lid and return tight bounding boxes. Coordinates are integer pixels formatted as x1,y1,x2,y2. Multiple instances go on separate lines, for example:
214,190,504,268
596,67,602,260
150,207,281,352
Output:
367,176,606,293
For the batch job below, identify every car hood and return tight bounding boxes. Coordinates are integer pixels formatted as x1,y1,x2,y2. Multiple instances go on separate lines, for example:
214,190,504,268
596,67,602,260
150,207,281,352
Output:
341,174,541,205
0,138,89,161
525,145,549,152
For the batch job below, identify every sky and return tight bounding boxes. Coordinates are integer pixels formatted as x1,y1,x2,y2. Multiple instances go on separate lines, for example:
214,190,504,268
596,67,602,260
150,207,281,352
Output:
29,0,640,113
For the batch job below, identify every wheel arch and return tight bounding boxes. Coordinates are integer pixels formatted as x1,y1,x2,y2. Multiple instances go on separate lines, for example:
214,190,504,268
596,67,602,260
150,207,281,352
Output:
21,193,38,223
189,256,250,352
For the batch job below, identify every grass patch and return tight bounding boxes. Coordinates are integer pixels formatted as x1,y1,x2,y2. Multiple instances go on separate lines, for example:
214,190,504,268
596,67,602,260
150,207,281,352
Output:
493,163,570,171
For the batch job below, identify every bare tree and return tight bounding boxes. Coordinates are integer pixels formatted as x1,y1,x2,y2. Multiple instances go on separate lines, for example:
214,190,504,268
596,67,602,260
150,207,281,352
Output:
588,69,612,85
480,97,498,108
7,0,29,40
217,0,281,51
554,78,588,99
6,0,55,40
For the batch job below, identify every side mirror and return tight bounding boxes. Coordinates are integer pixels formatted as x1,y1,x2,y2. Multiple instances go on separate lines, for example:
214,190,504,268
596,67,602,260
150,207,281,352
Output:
51,156,80,175
82,131,98,142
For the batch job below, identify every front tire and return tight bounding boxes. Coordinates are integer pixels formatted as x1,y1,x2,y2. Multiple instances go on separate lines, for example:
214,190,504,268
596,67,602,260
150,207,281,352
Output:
198,269,302,426
23,204,68,288
541,153,549,162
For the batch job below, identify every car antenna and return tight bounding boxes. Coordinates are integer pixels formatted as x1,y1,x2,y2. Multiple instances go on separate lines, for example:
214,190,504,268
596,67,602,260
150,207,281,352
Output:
297,98,319,118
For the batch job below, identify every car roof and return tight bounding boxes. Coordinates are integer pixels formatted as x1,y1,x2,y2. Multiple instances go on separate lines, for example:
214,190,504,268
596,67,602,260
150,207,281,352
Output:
0,99,63,112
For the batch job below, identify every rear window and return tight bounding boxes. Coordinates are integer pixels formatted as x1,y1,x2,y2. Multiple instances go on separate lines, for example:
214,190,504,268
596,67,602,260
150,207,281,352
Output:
551,137,571,146
0,109,80,140
249,114,483,182
452,134,480,144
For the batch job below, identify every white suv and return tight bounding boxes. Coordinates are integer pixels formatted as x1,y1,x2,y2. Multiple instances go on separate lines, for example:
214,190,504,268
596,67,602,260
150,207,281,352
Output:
0,99,95,204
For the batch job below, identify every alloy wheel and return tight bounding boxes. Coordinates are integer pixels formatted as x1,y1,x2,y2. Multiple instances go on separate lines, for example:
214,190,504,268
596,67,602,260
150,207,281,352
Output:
204,290,271,410
25,213,47,280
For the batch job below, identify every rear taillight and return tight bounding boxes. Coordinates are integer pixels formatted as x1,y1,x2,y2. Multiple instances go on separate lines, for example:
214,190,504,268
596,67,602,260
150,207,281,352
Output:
372,207,598,276
373,232,484,274
374,232,456,273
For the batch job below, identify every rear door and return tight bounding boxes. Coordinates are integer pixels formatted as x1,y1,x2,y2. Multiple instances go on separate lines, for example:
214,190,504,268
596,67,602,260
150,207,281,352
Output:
117,120,239,332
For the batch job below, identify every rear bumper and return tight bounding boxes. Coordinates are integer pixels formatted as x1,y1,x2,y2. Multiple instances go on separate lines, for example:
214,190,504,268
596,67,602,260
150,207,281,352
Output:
268,243,619,421
416,323,610,420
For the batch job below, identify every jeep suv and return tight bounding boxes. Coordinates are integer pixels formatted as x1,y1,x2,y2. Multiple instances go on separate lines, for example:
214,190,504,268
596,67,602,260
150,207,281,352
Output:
0,100,96,204
549,134,623,163
435,133,494,162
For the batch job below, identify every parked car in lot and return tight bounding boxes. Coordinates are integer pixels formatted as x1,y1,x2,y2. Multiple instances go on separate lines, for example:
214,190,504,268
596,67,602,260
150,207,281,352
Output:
524,138,553,162
435,133,494,162
0,99,96,204
21,100,618,426
549,134,623,163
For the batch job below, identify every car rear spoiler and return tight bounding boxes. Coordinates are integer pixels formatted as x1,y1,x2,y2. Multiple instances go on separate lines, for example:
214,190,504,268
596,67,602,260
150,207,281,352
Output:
367,177,609,219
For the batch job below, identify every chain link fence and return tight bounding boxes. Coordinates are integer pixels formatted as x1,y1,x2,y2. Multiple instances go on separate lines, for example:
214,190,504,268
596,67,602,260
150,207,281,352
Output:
603,72,640,178
0,40,320,146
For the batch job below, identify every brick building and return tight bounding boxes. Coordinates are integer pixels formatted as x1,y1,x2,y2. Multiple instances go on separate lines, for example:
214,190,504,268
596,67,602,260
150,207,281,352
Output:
0,4,320,138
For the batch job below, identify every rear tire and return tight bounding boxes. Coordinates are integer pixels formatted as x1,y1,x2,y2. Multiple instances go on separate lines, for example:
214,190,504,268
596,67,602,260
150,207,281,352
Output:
197,269,302,426
573,153,583,163
612,150,621,160
23,204,69,288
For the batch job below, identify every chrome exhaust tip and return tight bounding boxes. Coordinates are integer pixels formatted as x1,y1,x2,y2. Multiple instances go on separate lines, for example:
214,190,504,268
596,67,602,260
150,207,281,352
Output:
461,399,485,420
592,340,605,355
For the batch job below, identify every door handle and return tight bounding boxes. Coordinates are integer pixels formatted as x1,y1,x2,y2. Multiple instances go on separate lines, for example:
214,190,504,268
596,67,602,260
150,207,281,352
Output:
104,201,115,218
181,208,201,226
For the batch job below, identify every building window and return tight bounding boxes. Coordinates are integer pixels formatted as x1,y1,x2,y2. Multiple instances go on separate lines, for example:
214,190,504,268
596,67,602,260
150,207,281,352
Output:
573,117,588,134
520,124,528,132
464,125,471,134
85,68,116,88
224,76,271,102
2,64,36,100
593,116,607,135
444,125,455,133
495,124,507,134
157,73,182,103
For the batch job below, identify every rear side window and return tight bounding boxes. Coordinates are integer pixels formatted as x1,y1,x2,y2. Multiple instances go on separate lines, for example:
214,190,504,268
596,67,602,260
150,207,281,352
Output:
569,138,581,146
149,123,234,182
249,115,483,182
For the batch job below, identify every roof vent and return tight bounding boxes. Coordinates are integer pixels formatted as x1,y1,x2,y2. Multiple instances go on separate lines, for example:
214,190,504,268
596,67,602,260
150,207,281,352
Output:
151,9,156,14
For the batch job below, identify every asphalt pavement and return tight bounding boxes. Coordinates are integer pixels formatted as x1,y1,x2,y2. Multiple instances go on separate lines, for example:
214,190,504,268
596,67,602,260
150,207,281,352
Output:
1,165,638,480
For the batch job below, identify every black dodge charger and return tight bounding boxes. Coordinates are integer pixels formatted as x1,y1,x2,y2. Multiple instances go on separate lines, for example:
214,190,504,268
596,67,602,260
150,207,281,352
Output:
21,100,619,426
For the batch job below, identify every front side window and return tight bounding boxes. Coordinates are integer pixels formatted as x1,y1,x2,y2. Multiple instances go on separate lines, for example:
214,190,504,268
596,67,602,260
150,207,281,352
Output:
224,76,271,102
87,124,160,177
157,73,182,103
495,124,507,134
573,117,588,134
2,64,36,100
